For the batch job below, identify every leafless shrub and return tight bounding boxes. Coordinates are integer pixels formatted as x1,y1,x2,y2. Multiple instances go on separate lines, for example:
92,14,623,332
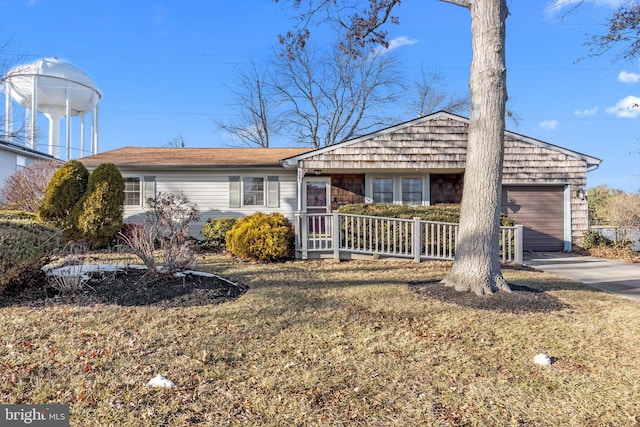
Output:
118,226,157,273
0,160,59,212
119,192,200,280
47,261,92,294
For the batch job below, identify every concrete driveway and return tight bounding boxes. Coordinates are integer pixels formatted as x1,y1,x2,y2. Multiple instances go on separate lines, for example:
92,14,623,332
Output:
525,252,640,303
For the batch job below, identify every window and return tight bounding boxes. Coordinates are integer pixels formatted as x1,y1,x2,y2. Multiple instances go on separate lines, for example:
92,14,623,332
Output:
402,178,422,206
372,178,393,203
124,177,140,206
229,176,279,208
16,155,27,171
369,176,427,206
123,176,155,207
243,177,264,206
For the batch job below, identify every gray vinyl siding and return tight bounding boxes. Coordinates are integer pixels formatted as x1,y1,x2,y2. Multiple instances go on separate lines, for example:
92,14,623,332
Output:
119,169,298,238
0,146,57,203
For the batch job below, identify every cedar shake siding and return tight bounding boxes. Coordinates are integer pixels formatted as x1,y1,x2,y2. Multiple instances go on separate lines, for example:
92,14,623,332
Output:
284,112,601,248
430,174,464,205
330,174,366,209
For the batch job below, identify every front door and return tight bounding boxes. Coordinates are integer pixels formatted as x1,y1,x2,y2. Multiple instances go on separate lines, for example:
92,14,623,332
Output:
304,177,331,237
304,177,331,214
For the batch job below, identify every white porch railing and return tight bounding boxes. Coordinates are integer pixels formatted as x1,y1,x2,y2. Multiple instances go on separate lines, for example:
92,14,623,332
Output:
296,211,524,264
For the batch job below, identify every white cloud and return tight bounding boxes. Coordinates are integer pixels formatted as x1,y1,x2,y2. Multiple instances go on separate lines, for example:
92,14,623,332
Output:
546,0,628,15
607,95,640,118
540,120,559,130
574,107,598,116
375,36,418,54
618,70,640,83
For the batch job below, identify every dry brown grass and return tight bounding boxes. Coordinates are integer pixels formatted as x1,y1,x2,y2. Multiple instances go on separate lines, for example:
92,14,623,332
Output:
1,255,640,426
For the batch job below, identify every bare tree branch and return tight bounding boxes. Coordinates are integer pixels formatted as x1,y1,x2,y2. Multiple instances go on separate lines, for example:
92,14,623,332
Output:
273,42,403,147
439,0,471,9
587,4,640,60
216,61,283,147
409,67,470,117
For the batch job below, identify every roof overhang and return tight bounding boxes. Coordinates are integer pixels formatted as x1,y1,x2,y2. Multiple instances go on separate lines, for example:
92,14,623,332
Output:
0,140,59,161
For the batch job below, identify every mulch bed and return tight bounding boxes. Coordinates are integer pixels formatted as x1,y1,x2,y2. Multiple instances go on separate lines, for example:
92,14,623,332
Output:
409,280,568,314
1,269,248,308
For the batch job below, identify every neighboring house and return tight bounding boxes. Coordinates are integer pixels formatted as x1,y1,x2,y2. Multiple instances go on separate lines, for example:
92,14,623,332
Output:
79,111,602,251
0,140,59,203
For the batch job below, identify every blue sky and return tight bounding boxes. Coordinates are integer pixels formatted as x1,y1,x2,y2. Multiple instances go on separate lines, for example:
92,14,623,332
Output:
1,0,639,192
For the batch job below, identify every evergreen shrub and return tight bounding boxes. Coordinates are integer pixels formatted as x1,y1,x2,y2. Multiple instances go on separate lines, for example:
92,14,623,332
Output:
582,230,612,249
0,210,37,221
226,212,294,262
38,160,89,229
0,219,61,293
337,203,514,226
74,163,125,248
200,217,238,251
337,203,516,257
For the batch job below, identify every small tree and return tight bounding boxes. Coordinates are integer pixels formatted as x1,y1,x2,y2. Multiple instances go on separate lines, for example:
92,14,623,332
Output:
73,163,125,248
0,160,59,212
588,184,624,226
605,193,640,244
38,160,89,229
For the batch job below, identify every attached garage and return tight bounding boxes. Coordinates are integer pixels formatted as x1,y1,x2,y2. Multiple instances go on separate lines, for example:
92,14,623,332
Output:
502,185,566,251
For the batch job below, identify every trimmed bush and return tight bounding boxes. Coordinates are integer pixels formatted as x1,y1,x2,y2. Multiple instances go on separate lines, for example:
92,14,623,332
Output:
38,160,89,228
0,210,37,221
0,219,61,293
226,212,294,262
338,203,461,223
337,203,515,257
338,203,514,226
200,217,238,251
74,163,125,248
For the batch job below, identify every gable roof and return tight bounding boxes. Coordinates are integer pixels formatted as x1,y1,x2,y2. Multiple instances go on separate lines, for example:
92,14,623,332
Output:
79,146,313,169
281,111,602,170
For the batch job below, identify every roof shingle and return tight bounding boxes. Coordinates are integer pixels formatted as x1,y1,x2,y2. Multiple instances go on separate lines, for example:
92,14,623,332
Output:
79,146,313,169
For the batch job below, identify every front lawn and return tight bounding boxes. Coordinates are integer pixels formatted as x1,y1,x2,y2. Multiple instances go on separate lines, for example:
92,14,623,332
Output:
1,255,639,426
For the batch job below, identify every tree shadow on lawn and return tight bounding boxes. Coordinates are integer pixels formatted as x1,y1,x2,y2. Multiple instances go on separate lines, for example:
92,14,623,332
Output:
207,258,585,314
1,260,590,312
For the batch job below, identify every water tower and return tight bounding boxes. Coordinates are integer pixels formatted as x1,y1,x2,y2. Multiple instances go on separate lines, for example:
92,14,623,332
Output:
4,57,101,159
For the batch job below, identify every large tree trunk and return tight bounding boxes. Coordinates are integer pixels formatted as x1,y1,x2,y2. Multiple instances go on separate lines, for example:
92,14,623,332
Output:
440,0,510,296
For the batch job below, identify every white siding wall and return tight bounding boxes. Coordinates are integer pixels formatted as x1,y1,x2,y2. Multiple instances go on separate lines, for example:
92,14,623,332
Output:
0,150,17,192
121,169,299,238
